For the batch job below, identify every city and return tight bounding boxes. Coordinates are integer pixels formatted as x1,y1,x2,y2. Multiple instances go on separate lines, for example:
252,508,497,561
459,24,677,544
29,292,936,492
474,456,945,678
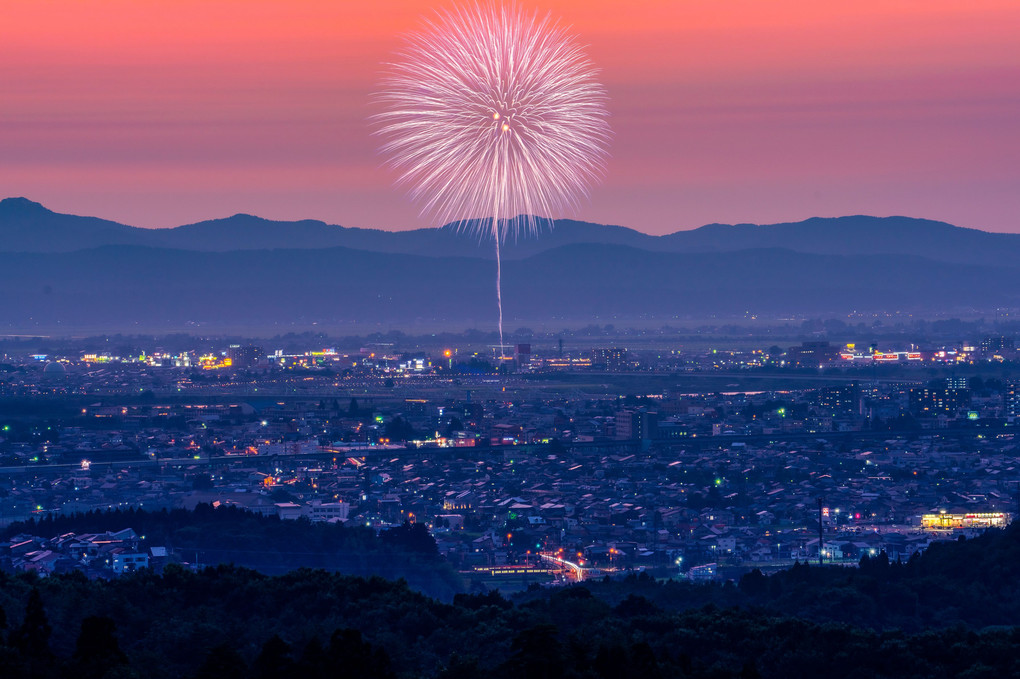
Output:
5,328,1020,592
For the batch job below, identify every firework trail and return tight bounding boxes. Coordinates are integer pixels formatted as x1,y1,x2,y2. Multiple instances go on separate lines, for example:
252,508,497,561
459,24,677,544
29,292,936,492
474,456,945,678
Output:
374,3,610,357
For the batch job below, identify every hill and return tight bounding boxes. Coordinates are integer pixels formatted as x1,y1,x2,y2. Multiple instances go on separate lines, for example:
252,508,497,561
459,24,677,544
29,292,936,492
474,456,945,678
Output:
0,198,147,252
3,197,1020,266
0,198,655,259
3,199,1017,329
0,243,1016,329
664,215,1020,267
5,516,1020,678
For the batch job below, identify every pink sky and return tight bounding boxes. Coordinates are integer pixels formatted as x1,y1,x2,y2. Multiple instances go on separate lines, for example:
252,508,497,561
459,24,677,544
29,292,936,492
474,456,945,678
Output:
1,1,1017,234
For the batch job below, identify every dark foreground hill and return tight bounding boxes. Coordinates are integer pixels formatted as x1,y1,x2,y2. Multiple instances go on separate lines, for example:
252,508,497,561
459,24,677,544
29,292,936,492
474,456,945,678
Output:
0,242,1017,329
2,505,462,600
5,513,1020,678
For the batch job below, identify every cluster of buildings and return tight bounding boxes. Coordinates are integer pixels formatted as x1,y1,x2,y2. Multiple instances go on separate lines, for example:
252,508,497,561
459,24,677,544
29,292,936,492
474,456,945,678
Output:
3,333,1020,583
5,331,1018,386
2,528,160,577
2,383,1018,583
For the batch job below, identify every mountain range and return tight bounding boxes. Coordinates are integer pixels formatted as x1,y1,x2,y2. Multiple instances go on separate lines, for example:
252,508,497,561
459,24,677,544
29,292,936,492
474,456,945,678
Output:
1,197,1016,330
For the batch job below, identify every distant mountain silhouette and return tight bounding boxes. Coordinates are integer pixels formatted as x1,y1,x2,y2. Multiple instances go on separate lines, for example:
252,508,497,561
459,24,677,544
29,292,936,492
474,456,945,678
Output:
0,198,654,259
3,198,1018,330
3,198,1018,266
1,242,1016,329
0,197,146,251
662,216,1020,267
151,214,656,259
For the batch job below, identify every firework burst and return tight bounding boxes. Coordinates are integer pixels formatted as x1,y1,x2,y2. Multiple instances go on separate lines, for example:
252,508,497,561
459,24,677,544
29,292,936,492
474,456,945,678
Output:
374,3,610,353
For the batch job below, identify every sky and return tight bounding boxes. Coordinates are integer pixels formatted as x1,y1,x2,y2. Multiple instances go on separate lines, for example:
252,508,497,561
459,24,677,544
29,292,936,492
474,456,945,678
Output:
1,0,1018,234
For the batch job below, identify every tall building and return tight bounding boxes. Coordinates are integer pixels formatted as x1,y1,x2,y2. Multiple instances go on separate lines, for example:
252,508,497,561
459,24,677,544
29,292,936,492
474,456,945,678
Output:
592,347,627,371
786,341,839,368
909,385,970,417
615,408,658,441
1007,382,1020,418
228,344,264,369
980,336,1015,355
515,344,531,371
816,383,861,415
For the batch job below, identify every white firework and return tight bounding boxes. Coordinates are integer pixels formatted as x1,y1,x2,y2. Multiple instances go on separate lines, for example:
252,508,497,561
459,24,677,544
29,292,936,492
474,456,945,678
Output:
374,2,610,354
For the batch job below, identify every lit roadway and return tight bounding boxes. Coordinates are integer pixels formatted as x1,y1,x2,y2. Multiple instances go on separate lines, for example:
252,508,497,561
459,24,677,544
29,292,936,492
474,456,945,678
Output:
540,553,586,582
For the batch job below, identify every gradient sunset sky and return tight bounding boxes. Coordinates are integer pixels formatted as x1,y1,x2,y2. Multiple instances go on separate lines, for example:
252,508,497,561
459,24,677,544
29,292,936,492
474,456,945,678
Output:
2,0,1017,234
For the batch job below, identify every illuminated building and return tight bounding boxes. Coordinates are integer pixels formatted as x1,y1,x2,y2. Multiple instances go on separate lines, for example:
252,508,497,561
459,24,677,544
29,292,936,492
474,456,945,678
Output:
443,491,476,511
81,353,113,364
1007,382,1020,418
909,385,970,416
199,354,232,370
306,501,350,523
945,376,969,390
786,341,838,368
42,361,67,381
921,512,1010,531
657,422,689,440
111,552,149,574
980,336,1014,355
816,383,861,415
687,563,717,582
540,357,592,370
591,347,627,371
615,409,658,441
228,344,264,368
515,343,530,371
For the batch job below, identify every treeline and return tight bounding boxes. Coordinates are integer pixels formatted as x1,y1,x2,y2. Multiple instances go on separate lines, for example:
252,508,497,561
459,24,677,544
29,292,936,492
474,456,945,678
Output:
5,510,1020,677
2,563,1020,679
547,526,1020,632
3,505,462,600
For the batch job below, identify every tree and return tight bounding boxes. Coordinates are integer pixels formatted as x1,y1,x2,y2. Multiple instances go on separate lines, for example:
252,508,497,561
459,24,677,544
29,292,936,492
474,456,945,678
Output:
594,644,628,679
738,568,769,597
71,616,128,679
8,589,55,679
379,521,438,557
453,590,511,611
384,416,417,442
194,644,246,679
251,635,295,679
10,589,52,660
327,629,394,679
295,638,328,679
437,653,481,679
501,624,563,679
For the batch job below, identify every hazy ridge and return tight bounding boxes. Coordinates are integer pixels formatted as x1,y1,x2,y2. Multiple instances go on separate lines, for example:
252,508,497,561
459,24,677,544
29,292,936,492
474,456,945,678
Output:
3,197,1017,266
2,197,1016,329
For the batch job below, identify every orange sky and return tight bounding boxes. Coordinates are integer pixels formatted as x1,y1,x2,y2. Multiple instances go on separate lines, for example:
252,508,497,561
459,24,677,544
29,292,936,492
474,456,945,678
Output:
1,0,1018,233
